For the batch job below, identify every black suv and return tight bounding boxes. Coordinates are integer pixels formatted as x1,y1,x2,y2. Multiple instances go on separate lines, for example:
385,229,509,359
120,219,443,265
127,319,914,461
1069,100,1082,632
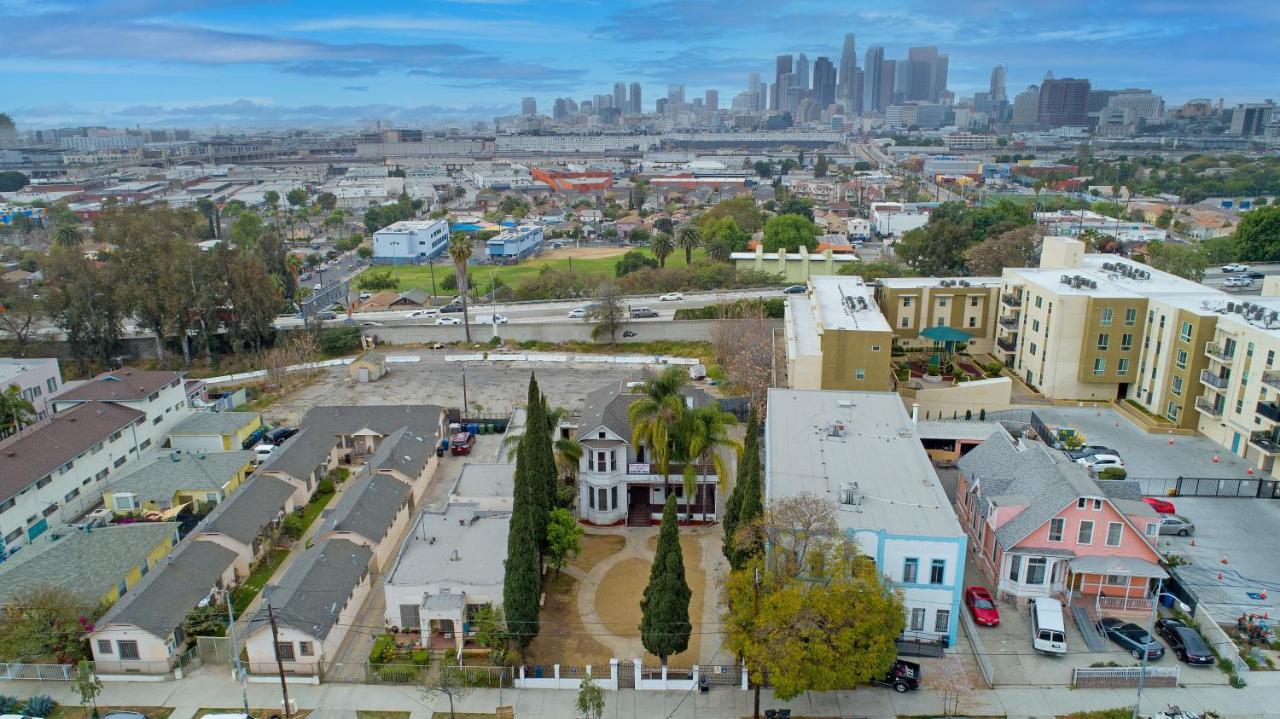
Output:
1155,618,1214,665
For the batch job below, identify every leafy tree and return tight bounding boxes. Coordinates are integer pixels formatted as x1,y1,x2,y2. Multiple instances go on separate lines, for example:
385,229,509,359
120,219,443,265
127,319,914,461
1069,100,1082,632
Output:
546,507,584,574
358,270,398,291
0,279,41,357
761,214,817,253
0,383,36,437
576,676,605,719
0,586,98,664
448,233,474,342
357,245,373,259
702,217,749,262
181,603,227,637
813,154,829,178
775,196,815,222
963,226,1040,275
752,161,772,178
228,211,266,253
650,231,675,267
41,246,127,372
1155,208,1175,229
286,188,307,208
853,161,872,172
614,249,658,277
72,661,102,719
1090,200,1126,218
419,664,474,719
470,604,510,666
676,225,701,265
723,405,760,568
699,196,764,235
639,494,692,666
653,217,675,235
315,192,338,212
895,219,972,276
1201,235,1235,263
588,280,626,345
0,171,29,192
1233,205,1280,262
1146,240,1208,281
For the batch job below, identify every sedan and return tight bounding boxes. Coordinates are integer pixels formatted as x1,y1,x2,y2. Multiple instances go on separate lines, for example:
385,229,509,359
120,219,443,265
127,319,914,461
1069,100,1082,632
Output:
1155,618,1215,665
436,316,462,325
658,292,684,302
964,586,1000,626
1159,514,1195,537
567,308,587,318
1077,454,1124,470
315,310,338,321
406,308,439,318
782,284,807,294
1143,496,1177,514
1099,617,1165,660
359,321,384,328
1247,270,1266,279
1224,276,1253,288
1065,445,1120,461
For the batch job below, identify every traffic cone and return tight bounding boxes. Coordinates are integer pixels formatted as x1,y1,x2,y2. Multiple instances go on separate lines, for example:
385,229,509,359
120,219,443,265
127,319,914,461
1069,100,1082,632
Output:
1213,455,1221,463
1248,467,1255,475
1190,539,1196,546
1222,555,1230,564
1168,438,1175,445
1218,571,1224,580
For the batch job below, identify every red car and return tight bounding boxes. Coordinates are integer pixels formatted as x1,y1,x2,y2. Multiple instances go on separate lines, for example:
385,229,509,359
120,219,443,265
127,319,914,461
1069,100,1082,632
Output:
449,431,475,456
964,586,1000,626
1143,496,1176,514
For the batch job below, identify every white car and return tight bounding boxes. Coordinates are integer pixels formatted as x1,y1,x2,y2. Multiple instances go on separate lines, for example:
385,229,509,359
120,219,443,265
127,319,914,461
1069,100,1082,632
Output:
567,308,587,318
252,444,276,463
406,308,439,318
1077,453,1125,470
358,292,372,300
436,316,462,325
1222,263,1250,273
1224,276,1253,288
658,292,684,302
359,321,384,328
478,314,509,324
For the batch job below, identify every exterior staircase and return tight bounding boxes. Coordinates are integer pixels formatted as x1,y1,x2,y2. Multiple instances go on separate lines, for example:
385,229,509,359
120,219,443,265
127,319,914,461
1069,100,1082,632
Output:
627,505,651,527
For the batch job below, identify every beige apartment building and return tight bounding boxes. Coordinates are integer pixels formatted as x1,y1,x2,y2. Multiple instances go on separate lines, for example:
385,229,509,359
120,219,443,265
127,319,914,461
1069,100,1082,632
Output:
784,276,894,391
875,277,1002,354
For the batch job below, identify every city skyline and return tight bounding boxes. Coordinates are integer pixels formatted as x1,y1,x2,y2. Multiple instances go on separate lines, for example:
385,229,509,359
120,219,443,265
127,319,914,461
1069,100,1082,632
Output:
2,0,1277,127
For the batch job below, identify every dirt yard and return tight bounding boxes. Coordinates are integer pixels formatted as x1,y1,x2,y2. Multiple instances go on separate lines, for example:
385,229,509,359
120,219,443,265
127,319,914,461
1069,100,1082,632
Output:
538,245,631,261
522,572,615,669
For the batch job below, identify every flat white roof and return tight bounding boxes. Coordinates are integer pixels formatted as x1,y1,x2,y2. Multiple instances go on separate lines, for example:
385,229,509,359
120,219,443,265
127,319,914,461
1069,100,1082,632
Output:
374,220,449,234
730,251,857,262
787,295,821,357
810,276,891,332
879,276,1002,289
765,389,964,538
385,503,510,589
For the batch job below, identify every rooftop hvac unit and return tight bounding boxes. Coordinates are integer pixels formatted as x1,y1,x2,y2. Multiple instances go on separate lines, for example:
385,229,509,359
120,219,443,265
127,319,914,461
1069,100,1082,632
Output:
1089,280,1098,289
827,422,847,437
1226,302,1235,312
1061,274,1072,285
839,482,863,506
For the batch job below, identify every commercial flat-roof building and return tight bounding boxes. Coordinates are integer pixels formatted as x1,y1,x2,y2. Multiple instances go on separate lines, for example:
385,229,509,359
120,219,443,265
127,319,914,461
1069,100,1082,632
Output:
372,220,450,265
764,389,967,645
784,276,893,392
485,225,544,261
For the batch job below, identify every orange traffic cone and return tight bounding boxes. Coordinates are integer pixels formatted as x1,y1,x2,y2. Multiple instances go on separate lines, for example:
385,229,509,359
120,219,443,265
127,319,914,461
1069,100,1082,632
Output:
1217,571,1224,580
1248,467,1255,475
1222,555,1230,564
1168,438,1175,445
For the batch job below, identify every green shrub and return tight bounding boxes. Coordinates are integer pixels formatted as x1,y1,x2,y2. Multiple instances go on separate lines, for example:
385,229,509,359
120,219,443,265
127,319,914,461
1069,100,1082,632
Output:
316,478,335,495
369,634,396,664
1098,467,1128,480
23,695,55,717
318,326,362,356
281,514,305,538
0,696,19,713
410,648,430,666
358,270,397,291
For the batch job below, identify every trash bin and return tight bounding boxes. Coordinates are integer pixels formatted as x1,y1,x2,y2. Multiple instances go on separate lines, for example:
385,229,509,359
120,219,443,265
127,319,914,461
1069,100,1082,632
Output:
699,675,709,693
1162,593,1176,608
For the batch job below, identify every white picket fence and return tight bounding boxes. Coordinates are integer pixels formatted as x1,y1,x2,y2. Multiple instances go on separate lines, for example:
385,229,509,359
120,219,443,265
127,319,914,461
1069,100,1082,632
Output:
0,662,74,681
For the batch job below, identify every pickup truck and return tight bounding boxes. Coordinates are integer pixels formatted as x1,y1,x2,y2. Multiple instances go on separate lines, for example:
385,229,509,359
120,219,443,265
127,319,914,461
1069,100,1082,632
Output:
868,659,921,693
629,306,658,318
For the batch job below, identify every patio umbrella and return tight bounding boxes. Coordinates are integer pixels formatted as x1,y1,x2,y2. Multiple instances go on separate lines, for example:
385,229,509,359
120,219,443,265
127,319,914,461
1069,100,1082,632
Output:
919,326,974,366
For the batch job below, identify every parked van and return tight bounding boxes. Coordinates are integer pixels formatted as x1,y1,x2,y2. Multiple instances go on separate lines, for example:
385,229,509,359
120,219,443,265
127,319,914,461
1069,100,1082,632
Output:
1030,597,1067,655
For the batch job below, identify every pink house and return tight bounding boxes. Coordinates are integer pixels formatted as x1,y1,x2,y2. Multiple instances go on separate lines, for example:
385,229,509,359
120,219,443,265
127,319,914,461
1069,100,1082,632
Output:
955,431,1166,619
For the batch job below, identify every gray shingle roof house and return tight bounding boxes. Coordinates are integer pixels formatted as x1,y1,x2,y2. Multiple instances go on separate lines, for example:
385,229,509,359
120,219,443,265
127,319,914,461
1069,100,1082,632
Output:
104,450,255,509
0,522,179,606
193,474,296,567
317,473,412,548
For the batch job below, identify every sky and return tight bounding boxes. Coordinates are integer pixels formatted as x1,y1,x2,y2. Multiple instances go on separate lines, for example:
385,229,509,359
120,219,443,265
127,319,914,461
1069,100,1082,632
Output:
2,0,1277,129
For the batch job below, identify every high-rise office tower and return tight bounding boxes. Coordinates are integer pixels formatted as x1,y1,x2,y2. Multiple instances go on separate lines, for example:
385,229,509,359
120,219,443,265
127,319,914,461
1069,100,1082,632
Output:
667,84,685,105
552,98,567,119
837,33,858,111
521,97,537,116
747,72,763,110
812,56,837,110
1011,85,1040,128
773,54,793,110
796,53,810,92
989,65,1007,103
863,46,885,112
613,82,626,113
629,82,642,114
705,89,719,112
878,60,896,111
892,60,912,105
934,54,949,103
777,72,795,112
1037,76,1091,127
907,46,948,103
655,98,668,115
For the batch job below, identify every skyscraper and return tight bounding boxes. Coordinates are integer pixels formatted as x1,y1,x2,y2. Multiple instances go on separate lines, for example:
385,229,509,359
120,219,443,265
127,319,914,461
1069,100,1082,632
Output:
812,56,837,110
989,65,1007,103
837,33,858,112
863,46,884,112
796,53,810,92
1011,85,1040,128
521,97,537,116
878,60,896,111
613,82,626,113
773,54,793,110
892,60,912,105
907,47,948,103
552,98,567,119
705,89,719,112
747,72,763,111
629,82,642,114
667,84,685,105
1037,77,1091,127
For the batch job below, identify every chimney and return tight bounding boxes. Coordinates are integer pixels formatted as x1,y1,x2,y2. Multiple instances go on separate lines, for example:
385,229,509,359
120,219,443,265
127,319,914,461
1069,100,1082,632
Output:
911,403,920,425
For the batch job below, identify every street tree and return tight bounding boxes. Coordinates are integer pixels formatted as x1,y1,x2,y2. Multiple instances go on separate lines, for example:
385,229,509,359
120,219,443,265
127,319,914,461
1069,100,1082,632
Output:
588,280,626,345
447,233,474,342
419,664,474,719
650,231,675,267
639,494,692,666
575,676,605,719
761,214,817,252
72,660,102,719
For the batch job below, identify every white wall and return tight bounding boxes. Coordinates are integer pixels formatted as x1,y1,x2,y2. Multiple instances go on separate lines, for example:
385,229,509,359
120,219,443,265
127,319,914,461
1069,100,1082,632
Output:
853,530,965,643
169,434,227,453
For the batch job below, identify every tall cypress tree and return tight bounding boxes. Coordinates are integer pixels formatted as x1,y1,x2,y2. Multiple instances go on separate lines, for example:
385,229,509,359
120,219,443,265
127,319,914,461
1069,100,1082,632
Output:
503,505,541,648
520,375,555,551
730,448,763,570
723,405,759,563
640,494,692,666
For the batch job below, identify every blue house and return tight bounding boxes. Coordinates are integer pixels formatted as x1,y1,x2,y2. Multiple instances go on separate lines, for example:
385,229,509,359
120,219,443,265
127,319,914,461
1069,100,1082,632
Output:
485,225,544,261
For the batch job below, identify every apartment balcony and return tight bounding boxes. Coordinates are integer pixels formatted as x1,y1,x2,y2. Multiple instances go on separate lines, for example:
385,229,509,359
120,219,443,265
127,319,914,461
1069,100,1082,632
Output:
1249,431,1280,456
1263,372,1280,392
1194,397,1223,417
1000,293,1022,309
998,316,1019,331
625,462,715,478
1204,342,1235,365
1199,369,1230,391
1257,401,1280,424
996,337,1018,353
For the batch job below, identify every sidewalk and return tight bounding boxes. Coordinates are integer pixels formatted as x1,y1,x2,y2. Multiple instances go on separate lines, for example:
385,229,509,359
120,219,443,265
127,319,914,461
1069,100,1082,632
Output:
8,669,1280,718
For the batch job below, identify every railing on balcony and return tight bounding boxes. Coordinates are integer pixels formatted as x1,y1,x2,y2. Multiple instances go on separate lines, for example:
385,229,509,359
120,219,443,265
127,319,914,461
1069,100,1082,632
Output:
1199,369,1230,390
1204,341,1235,363
998,317,1019,330
626,462,715,477
1257,401,1280,423
1263,372,1280,391
1249,431,1280,455
1096,595,1154,613
996,337,1017,353
1195,397,1224,417
1000,293,1021,308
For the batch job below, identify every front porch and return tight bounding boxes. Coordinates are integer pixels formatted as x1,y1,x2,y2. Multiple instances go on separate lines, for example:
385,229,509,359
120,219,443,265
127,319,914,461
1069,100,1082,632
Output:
1061,555,1168,623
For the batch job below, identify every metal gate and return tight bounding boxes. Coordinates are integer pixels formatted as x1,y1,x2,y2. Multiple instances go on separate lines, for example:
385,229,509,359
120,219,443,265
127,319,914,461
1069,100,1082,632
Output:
701,664,742,686
196,636,235,665
617,665,635,689
1136,476,1280,499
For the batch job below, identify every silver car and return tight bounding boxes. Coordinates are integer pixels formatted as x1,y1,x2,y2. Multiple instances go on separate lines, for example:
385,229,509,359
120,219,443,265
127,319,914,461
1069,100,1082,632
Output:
1159,514,1195,537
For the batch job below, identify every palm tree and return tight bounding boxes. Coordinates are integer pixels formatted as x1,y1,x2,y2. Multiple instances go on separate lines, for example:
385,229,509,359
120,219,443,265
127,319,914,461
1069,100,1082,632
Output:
448,232,474,342
627,366,690,495
650,232,675,268
501,405,584,483
680,405,741,522
676,225,700,265
53,224,82,248
0,384,36,438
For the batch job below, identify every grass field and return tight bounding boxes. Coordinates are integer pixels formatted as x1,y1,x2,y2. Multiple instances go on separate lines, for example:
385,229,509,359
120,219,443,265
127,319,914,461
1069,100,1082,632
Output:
359,246,708,295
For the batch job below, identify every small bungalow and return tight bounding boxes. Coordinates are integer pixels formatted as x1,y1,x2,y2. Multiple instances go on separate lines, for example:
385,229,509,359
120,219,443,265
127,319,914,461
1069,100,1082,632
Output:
189,474,297,579
313,472,414,570
349,352,388,383
104,450,256,516
169,411,262,452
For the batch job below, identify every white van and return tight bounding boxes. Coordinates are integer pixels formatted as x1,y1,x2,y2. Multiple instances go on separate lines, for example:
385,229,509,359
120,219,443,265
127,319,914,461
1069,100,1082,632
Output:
1030,597,1068,655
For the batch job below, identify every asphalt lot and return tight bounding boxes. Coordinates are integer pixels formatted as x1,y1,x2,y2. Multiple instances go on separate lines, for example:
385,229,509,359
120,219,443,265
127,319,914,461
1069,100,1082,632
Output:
1033,406,1260,480
1157,497,1280,627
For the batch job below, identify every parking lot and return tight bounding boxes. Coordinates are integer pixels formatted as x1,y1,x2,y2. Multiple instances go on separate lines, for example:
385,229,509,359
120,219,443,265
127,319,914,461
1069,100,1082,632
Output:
1155,497,1280,627
1034,406,1260,480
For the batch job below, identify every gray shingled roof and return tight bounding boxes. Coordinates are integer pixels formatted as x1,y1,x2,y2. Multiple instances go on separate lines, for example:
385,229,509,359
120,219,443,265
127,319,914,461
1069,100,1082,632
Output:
197,474,296,545
96,538,237,638
259,405,441,482
575,379,712,441
0,522,179,605
107,450,256,504
0,402,146,503
318,473,411,544
170,411,260,436
256,537,372,641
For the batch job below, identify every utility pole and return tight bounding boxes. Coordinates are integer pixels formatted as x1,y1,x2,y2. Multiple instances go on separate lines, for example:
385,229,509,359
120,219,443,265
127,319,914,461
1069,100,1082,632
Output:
226,594,251,718
267,604,292,719
752,566,761,719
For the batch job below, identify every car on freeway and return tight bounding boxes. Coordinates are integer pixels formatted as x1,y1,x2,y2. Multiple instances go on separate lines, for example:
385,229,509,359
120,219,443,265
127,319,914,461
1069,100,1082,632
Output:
964,586,1000,626
868,659,920,692
1076,453,1124,470
359,321,384,328
1159,514,1195,536
436,316,462,325
1224,276,1253,288
478,314,509,325
315,310,338,321
1143,496,1176,514
265,427,298,445
630,306,659,318
406,308,439,318
659,292,684,301
358,291,372,300
1247,270,1266,279
1100,617,1165,660
1222,263,1250,273
567,308,587,318
1155,618,1215,665
782,284,807,294
440,303,464,313
299,272,312,281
